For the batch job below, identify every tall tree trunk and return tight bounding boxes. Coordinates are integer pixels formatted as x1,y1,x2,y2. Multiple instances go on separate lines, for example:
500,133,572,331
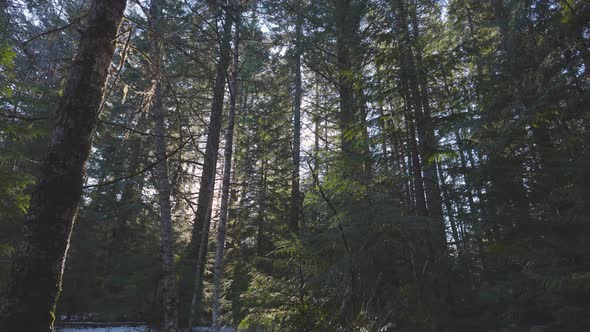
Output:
408,1,447,258
334,0,364,313
324,117,329,175
404,113,425,215
489,0,531,228
149,0,179,330
335,0,363,177
0,0,9,36
212,3,240,326
106,114,148,296
393,131,411,210
396,0,446,257
109,111,147,255
360,100,373,177
314,114,320,174
289,12,303,234
463,3,489,230
379,108,390,174
436,160,461,253
336,1,355,159
396,1,425,216
455,131,478,218
187,8,233,329
118,112,148,225
257,155,267,257
312,111,321,223
0,1,126,331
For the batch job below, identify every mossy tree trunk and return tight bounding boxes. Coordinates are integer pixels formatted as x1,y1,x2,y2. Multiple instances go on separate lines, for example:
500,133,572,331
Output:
0,1,126,331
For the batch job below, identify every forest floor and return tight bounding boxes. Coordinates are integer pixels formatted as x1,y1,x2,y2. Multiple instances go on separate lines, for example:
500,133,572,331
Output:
56,324,239,332
57,327,148,332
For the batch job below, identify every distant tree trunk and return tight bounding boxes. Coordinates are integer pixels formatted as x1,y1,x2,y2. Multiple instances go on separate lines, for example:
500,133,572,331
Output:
396,0,446,257
108,109,147,244
408,1,447,258
360,100,373,177
289,12,303,234
336,0,354,158
491,0,510,51
436,160,460,252
462,4,488,231
454,132,477,217
117,112,148,226
577,29,590,76
392,131,411,210
0,1,126,331
396,5,425,215
149,0,179,330
0,0,9,32
379,107,403,205
107,113,147,292
324,117,329,175
312,109,321,223
394,130,413,212
334,0,365,313
257,155,268,257
379,108,390,174
212,2,240,326
404,113,426,216
335,0,364,177
187,8,233,329
314,114,320,173
489,0,531,229
313,76,321,177
228,154,247,323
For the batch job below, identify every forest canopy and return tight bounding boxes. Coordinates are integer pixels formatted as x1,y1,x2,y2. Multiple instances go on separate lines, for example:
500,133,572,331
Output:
0,0,589,331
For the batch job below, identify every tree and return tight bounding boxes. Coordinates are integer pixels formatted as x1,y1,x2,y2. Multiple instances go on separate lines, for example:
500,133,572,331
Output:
289,3,303,234
212,0,241,326
1,1,589,331
149,0,180,329
187,2,234,328
0,1,127,330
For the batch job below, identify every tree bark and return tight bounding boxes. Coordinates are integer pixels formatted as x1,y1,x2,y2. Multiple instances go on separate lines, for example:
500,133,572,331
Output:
256,155,267,257
404,113,426,216
188,8,233,329
212,2,240,326
289,12,303,234
392,130,410,211
149,0,179,330
0,1,126,331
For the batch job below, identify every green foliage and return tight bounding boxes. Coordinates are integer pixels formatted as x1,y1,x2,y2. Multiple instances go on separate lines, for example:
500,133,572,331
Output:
1,0,589,331
58,205,162,322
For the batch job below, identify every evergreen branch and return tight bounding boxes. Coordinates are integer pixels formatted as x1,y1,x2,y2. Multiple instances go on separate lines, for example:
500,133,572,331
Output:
22,14,88,46
83,136,192,189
